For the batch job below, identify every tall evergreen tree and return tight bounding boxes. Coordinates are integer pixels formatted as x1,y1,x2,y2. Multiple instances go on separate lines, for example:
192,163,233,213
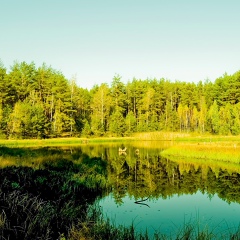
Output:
207,101,220,134
91,84,111,135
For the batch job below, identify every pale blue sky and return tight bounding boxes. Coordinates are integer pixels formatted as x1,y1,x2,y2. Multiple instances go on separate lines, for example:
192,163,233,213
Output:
1,0,240,89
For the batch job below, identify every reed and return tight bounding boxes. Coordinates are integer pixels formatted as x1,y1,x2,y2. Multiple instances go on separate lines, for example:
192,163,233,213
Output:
133,131,240,144
133,131,190,141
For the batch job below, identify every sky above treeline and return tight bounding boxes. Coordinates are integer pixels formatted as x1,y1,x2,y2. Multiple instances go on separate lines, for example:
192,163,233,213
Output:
1,0,240,89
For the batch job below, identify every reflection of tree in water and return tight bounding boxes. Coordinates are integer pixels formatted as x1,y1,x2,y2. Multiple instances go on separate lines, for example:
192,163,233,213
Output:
5,145,239,208
106,152,240,205
1,145,240,238
42,146,240,205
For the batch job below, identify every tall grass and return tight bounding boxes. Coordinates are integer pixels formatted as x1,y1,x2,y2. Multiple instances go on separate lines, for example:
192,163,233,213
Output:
176,134,240,143
0,152,107,239
133,131,240,144
0,191,53,239
133,131,190,141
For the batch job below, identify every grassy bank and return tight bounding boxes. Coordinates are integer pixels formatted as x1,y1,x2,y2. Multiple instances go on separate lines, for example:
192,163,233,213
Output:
161,142,240,164
133,131,191,140
133,132,240,163
0,137,134,148
1,132,240,147
1,132,240,164
134,131,240,142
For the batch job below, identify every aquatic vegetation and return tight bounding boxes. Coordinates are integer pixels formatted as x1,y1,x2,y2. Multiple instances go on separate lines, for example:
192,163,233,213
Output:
133,131,191,141
0,147,108,239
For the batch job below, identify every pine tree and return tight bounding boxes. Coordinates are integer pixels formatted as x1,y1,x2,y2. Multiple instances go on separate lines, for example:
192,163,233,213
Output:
207,101,220,134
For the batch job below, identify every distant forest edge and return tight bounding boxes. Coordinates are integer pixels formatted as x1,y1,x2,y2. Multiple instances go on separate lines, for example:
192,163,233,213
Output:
0,61,240,139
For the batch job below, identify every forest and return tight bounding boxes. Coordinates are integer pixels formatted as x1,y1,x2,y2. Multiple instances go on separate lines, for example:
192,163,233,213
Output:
0,60,240,139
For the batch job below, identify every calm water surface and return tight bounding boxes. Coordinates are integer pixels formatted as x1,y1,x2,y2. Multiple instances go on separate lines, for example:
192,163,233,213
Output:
1,141,240,237
99,191,240,236
80,142,240,237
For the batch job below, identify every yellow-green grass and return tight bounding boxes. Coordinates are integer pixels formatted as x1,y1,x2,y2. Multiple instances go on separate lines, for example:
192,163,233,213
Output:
176,133,240,143
1,132,240,148
161,142,240,164
0,137,134,148
132,131,191,140
133,131,240,142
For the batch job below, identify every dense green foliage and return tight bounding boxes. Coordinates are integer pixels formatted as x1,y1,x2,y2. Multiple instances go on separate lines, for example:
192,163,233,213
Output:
0,60,240,138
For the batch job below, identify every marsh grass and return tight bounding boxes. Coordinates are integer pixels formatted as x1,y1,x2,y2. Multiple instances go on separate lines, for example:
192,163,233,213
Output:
133,131,191,141
1,132,240,148
0,137,133,148
176,134,240,143
0,190,53,239
133,131,240,146
161,142,240,163
0,151,108,240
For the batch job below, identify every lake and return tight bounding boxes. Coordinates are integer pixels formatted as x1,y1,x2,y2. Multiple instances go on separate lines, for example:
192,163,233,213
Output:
79,141,240,238
0,141,240,239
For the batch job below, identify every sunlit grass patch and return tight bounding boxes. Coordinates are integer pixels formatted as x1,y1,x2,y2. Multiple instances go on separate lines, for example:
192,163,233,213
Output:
176,134,240,143
161,142,240,164
0,137,134,148
133,131,190,140
133,131,240,143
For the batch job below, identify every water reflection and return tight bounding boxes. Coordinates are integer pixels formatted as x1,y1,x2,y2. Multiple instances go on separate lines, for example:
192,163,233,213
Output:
79,142,240,237
1,143,240,204
1,142,240,237
99,191,240,237
81,142,240,236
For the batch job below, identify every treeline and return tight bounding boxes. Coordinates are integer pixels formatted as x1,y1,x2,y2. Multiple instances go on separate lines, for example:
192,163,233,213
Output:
0,60,240,139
